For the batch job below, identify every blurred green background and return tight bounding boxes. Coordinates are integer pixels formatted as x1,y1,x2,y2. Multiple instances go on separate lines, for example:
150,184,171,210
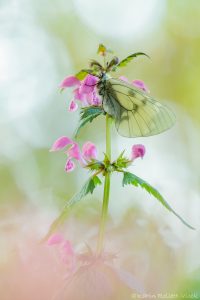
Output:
0,0,200,298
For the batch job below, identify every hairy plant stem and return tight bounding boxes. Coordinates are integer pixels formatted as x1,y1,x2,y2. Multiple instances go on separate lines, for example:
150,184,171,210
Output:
96,114,112,254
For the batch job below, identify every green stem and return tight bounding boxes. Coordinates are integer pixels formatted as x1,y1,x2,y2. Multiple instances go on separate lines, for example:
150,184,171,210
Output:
97,114,112,254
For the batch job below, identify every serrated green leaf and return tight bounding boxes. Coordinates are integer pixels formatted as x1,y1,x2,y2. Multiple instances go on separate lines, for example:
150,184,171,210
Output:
74,106,104,138
122,172,195,230
117,52,150,68
42,175,102,241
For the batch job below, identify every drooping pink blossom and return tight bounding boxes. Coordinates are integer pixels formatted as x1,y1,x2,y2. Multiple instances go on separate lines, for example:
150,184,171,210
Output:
73,87,86,102
59,75,80,89
131,144,146,160
69,100,78,112
50,136,73,152
79,74,99,94
119,76,129,82
67,143,82,161
82,142,98,161
47,234,76,272
60,240,76,269
51,136,98,172
119,76,150,93
47,233,64,245
65,158,75,172
132,80,149,93
86,89,102,106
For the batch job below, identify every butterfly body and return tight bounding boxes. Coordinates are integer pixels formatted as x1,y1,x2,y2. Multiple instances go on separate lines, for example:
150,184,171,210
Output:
97,76,176,138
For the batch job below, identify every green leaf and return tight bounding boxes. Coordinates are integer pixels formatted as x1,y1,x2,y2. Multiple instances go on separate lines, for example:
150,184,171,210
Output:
85,160,104,171
75,69,94,80
42,175,102,241
117,52,150,68
122,172,195,230
74,106,105,138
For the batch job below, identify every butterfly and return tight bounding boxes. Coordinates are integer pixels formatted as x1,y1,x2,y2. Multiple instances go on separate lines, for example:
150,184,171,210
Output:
97,75,176,138
77,45,176,138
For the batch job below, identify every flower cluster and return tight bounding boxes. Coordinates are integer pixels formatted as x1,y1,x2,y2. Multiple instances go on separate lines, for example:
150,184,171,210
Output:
60,74,101,112
50,136,98,172
59,74,149,113
50,136,145,173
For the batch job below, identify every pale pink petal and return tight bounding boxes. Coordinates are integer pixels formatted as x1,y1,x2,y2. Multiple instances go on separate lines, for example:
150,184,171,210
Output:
132,80,149,93
50,136,73,152
65,158,75,172
73,88,86,101
119,76,129,83
68,100,78,112
62,240,74,256
59,75,80,89
67,143,82,160
131,144,146,160
86,89,102,106
82,142,98,160
60,241,76,269
47,233,64,245
80,74,99,94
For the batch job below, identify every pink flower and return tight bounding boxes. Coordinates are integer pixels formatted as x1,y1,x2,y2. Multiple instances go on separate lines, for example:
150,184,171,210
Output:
65,158,75,172
73,88,87,102
47,234,76,271
60,74,101,111
66,142,86,165
47,233,64,245
69,100,78,112
79,74,99,94
131,144,146,160
61,240,76,269
119,76,129,82
59,75,80,89
50,136,73,152
51,136,98,173
85,89,102,106
119,76,150,93
132,80,149,93
82,142,98,160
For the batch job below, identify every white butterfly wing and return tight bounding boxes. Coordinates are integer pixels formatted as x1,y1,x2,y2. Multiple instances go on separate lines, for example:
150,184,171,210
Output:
102,78,176,138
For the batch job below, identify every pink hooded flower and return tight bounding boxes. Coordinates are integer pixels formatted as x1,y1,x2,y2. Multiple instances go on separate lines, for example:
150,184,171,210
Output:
50,136,73,152
67,143,83,161
82,142,98,161
86,89,102,106
119,76,129,83
131,144,146,160
119,76,150,93
47,234,76,271
47,233,64,245
79,74,99,94
59,75,80,89
132,80,149,93
61,240,76,269
50,137,98,173
60,74,101,110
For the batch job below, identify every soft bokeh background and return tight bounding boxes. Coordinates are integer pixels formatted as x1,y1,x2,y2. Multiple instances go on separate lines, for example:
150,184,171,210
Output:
0,0,200,299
